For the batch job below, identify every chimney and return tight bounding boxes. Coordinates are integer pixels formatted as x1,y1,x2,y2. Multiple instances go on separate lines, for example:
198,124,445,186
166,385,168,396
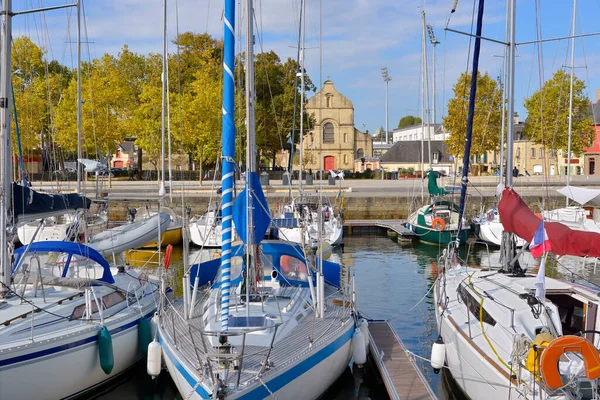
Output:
513,112,519,125
596,89,600,103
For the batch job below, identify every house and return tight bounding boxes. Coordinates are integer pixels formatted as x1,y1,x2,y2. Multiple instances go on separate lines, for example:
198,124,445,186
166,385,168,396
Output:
379,140,453,175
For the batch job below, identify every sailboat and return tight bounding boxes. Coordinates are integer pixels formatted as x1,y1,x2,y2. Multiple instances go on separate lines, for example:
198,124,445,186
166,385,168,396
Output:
155,0,359,397
434,1,600,398
0,2,164,398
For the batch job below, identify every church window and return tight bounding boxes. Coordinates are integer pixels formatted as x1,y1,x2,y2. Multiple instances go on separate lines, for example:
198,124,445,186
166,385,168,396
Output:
323,123,334,143
326,95,332,108
344,154,348,164
356,148,364,159
343,132,348,143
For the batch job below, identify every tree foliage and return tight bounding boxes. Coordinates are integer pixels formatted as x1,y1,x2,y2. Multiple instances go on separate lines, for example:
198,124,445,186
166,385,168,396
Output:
523,69,594,154
444,71,502,157
398,115,422,128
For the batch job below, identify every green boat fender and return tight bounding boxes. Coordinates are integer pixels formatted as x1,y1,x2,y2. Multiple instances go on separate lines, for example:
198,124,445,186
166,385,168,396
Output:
138,317,152,357
98,326,114,375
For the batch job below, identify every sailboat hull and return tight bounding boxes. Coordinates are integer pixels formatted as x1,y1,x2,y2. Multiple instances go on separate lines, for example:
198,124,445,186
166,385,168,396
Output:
159,322,354,400
409,223,469,246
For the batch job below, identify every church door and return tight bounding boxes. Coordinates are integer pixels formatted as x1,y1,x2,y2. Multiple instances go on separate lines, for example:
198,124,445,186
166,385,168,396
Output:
324,156,335,172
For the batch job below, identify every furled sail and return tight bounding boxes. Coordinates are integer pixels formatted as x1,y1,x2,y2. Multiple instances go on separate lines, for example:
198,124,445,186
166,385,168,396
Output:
12,183,91,223
498,188,600,257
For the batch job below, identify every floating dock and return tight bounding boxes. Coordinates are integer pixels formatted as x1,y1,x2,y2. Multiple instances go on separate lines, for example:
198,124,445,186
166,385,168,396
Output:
344,219,415,238
368,320,436,400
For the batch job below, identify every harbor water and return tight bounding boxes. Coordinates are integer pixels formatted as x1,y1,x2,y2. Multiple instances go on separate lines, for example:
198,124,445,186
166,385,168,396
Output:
96,232,600,399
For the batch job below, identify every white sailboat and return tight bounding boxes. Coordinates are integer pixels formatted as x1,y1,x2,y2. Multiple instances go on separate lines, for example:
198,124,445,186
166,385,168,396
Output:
434,1,600,398
155,0,359,397
0,2,163,398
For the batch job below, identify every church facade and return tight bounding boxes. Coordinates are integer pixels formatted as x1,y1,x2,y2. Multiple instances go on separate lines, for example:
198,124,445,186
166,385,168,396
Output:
298,80,372,172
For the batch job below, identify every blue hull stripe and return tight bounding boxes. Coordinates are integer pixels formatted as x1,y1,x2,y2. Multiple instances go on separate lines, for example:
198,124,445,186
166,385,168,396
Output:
0,311,154,368
161,323,355,399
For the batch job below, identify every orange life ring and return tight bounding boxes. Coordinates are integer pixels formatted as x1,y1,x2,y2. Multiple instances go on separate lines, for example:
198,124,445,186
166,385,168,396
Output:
163,244,173,269
432,218,446,231
540,335,600,389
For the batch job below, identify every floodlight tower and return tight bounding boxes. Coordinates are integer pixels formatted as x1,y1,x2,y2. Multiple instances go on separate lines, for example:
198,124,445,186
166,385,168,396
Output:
381,67,391,144
427,24,440,125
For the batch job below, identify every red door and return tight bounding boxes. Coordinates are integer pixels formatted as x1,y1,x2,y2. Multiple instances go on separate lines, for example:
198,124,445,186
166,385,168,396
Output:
324,156,335,172
114,160,124,168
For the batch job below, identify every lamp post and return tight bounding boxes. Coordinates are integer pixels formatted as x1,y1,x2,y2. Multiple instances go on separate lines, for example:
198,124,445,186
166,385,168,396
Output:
426,24,440,126
381,67,391,181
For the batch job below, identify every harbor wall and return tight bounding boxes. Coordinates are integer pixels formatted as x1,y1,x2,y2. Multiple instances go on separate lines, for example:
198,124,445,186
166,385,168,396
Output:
106,194,565,221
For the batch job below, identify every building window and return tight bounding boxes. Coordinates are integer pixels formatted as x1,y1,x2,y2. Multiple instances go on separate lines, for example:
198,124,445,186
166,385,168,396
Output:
343,154,348,164
323,123,334,144
539,148,544,158
356,148,364,159
344,132,348,143
326,95,332,108
531,148,535,158
432,152,439,164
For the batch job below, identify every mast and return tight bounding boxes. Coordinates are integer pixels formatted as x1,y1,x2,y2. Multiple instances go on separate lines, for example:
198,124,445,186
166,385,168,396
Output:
76,0,82,193
159,0,167,197
422,11,432,171
298,2,305,197
504,0,516,189
245,0,257,306
220,0,236,330
566,0,577,204
0,0,12,295
498,0,509,184
420,21,425,200
454,0,485,249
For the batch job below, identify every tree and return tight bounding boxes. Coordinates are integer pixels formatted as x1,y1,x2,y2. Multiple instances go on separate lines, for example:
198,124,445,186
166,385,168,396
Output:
523,69,594,154
444,71,502,157
398,115,422,128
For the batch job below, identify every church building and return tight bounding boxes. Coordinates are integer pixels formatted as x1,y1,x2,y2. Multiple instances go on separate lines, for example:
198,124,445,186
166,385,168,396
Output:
299,79,372,172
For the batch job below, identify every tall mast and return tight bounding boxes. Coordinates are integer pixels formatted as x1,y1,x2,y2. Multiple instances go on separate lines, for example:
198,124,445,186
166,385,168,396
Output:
219,0,236,331
76,0,82,193
566,0,577,204
504,0,516,189
159,0,167,197
422,11,431,171
0,0,12,295
245,0,256,306
454,0,485,249
298,2,305,196
498,0,509,184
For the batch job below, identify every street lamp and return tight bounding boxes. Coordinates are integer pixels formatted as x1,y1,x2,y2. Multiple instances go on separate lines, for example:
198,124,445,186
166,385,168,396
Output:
381,67,391,145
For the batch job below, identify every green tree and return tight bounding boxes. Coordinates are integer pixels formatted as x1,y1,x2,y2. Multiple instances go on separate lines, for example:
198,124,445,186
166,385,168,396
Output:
444,71,502,157
523,69,594,153
398,115,422,128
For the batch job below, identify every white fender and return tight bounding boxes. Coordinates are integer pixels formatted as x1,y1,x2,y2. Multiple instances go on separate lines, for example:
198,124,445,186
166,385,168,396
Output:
147,340,162,378
358,319,370,355
431,336,445,373
352,329,367,366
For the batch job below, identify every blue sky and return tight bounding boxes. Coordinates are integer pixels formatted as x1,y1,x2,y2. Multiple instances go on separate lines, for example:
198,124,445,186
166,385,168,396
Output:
11,0,600,135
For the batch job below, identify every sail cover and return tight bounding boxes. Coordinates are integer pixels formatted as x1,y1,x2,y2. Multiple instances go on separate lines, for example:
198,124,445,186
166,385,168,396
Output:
233,172,271,244
498,188,600,258
12,183,91,222
427,171,448,196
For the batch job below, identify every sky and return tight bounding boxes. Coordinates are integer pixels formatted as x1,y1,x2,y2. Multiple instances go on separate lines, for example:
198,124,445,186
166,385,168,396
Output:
11,0,600,135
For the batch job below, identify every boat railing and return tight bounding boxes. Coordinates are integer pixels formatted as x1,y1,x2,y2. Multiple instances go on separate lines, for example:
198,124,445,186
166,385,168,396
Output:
466,240,496,270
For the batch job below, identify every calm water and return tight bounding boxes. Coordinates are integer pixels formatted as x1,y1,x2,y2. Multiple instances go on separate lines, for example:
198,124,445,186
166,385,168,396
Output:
95,233,600,399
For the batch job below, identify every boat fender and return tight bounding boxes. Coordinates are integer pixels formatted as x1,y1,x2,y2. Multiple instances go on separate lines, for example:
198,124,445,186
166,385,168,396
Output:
431,218,445,231
147,340,162,378
98,326,114,375
525,332,552,374
138,317,153,357
430,336,445,374
352,329,367,367
358,319,370,355
151,313,160,339
163,244,173,269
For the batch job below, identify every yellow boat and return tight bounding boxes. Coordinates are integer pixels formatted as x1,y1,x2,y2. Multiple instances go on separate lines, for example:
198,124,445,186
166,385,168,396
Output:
139,207,184,248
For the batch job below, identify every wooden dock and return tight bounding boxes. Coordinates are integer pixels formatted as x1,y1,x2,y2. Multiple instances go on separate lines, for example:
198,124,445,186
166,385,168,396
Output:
368,320,436,400
344,219,415,238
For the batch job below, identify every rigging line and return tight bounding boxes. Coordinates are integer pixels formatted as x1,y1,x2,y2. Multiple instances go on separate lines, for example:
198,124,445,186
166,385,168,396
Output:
578,14,597,127
533,0,549,204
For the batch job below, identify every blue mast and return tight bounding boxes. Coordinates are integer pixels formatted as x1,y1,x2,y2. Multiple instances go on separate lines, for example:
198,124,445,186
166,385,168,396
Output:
454,0,485,249
220,0,236,331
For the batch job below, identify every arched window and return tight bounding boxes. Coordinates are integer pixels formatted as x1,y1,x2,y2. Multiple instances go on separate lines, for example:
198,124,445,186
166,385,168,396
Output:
343,132,348,143
326,94,333,108
356,148,364,159
323,123,334,143
343,154,348,164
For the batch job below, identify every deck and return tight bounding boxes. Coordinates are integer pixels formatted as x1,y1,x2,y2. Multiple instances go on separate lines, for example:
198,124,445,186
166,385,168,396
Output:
344,219,415,238
368,320,436,400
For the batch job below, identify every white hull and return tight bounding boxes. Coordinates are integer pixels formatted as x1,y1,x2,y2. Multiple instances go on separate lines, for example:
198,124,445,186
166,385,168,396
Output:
17,222,72,244
477,221,527,247
0,310,154,400
160,322,354,399
189,220,222,248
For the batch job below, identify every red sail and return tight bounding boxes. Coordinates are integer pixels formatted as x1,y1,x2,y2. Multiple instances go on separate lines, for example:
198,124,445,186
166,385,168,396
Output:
498,188,600,258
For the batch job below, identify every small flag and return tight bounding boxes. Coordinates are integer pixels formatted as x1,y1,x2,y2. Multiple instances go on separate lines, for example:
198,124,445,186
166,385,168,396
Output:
530,219,552,259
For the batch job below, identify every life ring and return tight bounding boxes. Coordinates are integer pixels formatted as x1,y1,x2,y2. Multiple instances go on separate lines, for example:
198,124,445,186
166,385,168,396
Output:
163,244,173,269
432,218,446,231
540,335,600,389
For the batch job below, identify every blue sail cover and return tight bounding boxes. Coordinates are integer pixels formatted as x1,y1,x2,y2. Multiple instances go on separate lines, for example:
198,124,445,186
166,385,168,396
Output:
233,172,271,244
12,183,91,217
